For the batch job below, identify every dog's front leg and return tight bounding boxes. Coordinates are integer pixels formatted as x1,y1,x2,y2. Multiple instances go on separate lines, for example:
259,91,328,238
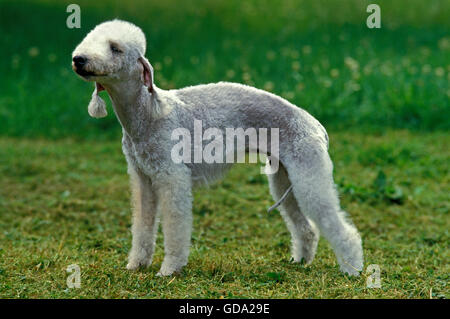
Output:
126,166,158,270
154,170,193,276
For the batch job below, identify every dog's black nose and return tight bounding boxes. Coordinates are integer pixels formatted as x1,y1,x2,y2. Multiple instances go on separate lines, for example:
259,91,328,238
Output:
73,55,87,68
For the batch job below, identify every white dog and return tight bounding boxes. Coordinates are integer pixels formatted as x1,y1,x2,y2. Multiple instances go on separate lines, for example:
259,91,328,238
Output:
72,20,363,276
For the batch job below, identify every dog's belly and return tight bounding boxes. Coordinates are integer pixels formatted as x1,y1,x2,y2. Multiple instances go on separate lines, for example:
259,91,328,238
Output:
188,162,233,187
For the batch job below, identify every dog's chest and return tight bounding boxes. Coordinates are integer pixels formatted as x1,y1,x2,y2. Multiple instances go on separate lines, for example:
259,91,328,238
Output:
122,136,166,176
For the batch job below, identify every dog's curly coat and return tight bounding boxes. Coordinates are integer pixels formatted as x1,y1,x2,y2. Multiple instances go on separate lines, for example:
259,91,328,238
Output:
72,20,363,276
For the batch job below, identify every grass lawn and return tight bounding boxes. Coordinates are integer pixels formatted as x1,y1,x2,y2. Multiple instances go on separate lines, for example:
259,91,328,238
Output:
0,131,448,298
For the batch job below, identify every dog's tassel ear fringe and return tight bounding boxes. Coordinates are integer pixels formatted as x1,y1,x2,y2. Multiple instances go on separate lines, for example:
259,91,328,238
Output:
88,83,107,118
88,94,107,118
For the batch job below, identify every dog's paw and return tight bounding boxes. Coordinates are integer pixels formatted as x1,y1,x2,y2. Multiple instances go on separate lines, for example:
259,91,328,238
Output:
341,267,361,277
291,257,307,265
156,266,183,277
126,262,140,271
292,254,315,265
339,261,363,277
156,268,178,277
291,247,317,265
156,259,186,277
126,258,152,271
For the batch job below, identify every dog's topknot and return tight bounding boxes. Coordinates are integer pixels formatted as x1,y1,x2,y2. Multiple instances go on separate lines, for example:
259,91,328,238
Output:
88,19,147,55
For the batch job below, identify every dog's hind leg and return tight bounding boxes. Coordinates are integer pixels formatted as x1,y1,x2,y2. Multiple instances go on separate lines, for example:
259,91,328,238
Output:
127,166,159,270
268,163,319,264
286,138,364,276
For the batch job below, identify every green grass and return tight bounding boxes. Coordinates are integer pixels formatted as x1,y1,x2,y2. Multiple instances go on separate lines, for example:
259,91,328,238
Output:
0,0,449,139
0,131,448,298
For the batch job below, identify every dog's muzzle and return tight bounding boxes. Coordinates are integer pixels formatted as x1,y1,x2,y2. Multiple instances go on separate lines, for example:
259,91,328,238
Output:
72,55,96,77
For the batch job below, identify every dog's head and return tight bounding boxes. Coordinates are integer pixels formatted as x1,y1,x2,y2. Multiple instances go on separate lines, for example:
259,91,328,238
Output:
72,20,154,118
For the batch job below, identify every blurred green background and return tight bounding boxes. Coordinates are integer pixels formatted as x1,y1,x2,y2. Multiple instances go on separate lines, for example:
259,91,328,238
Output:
0,0,449,139
0,0,448,298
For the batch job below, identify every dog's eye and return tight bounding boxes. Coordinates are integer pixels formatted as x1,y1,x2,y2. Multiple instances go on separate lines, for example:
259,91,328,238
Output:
110,43,122,53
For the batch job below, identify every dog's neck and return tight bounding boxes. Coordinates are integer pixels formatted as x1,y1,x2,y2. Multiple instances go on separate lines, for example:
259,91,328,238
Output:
103,79,154,141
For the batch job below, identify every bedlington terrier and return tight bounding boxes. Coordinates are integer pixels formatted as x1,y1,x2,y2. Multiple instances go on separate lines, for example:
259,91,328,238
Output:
72,20,363,277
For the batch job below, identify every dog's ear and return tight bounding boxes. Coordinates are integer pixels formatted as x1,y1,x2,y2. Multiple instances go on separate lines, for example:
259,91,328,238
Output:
138,56,154,93
87,82,108,118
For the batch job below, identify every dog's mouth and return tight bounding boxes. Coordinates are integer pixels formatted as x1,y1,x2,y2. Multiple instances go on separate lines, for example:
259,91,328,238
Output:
77,70,107,78
73,65,107,78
